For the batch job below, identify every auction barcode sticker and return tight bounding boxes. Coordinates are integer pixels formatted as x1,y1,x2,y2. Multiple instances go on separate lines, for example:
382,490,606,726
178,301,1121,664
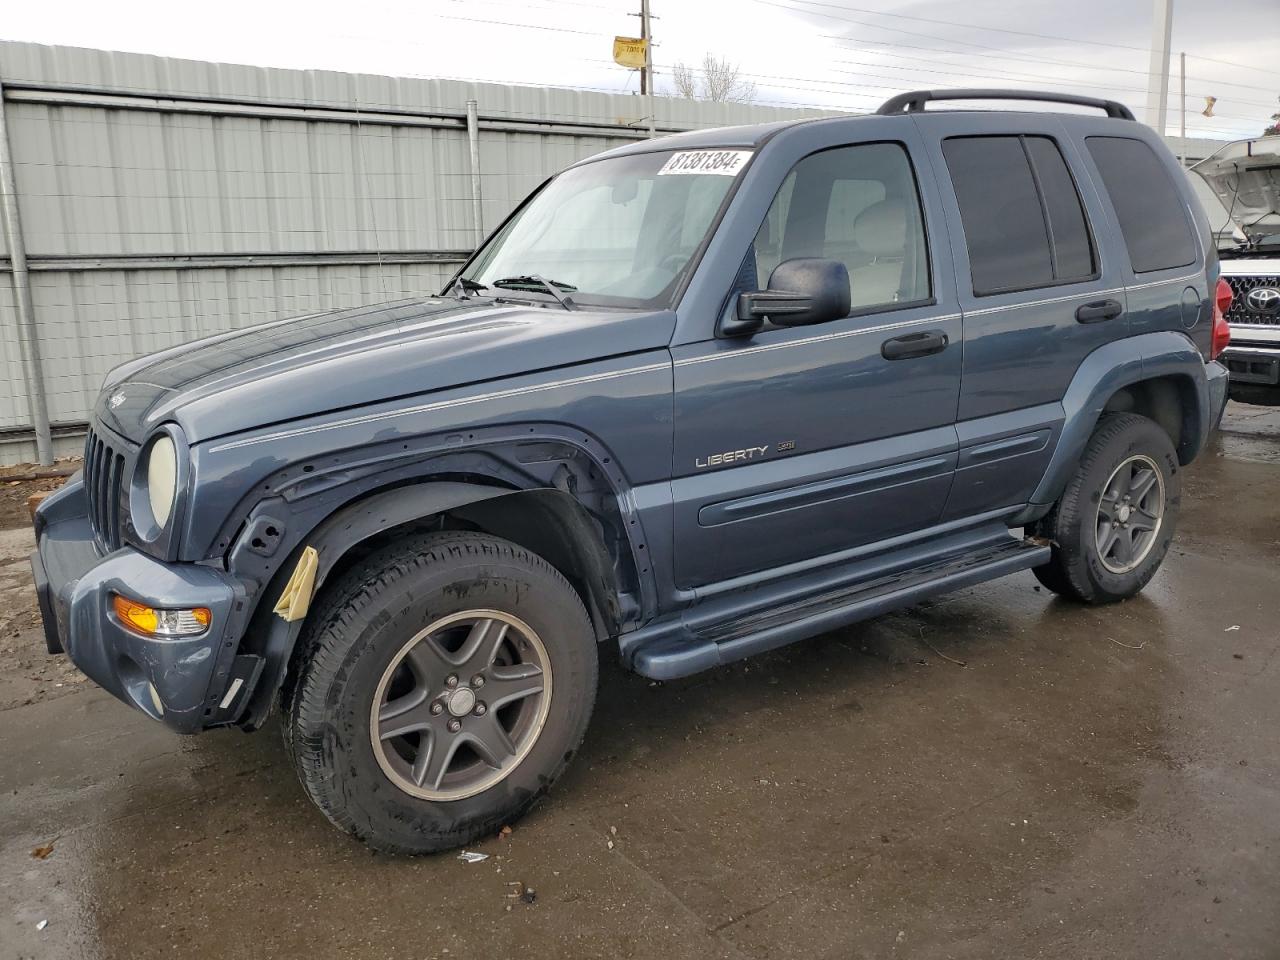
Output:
658,150,753,176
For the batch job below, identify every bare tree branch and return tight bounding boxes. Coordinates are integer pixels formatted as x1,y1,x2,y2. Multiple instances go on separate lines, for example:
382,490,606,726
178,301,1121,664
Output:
671,61,699,100
667,54,756,104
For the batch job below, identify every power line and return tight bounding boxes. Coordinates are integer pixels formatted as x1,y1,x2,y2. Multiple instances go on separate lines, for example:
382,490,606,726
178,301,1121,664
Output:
772,0,1280,80
780,0,1149,57
815,28,1276,98
645,58,1272,126
827,36,1280,98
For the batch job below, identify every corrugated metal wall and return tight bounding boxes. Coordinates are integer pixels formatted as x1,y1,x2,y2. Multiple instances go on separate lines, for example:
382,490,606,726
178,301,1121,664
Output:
0,40,831,464
0,41,1230,465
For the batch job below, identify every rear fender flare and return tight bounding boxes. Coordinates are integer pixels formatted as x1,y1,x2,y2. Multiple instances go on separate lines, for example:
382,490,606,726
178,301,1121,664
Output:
1020,331,1208,516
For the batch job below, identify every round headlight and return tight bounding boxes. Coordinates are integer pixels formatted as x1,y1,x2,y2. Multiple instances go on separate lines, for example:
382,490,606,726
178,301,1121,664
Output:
146,434,178,529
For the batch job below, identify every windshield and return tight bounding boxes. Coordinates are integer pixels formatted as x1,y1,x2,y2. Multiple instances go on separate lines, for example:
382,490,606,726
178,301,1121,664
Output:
460,149,751,309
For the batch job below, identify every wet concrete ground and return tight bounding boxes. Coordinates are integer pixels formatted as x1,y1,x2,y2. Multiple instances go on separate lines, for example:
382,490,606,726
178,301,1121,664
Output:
2,405,1278,960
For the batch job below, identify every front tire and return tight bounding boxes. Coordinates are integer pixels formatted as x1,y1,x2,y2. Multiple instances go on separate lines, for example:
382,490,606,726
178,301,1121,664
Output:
1031,413,1180,604
287,531,598,854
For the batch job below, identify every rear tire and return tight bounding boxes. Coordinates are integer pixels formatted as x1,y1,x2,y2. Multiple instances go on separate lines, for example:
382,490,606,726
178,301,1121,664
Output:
287,531,597,854
1031,413,1180,604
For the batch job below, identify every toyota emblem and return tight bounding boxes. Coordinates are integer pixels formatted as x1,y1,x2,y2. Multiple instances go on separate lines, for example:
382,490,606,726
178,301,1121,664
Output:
1245,286,1280,314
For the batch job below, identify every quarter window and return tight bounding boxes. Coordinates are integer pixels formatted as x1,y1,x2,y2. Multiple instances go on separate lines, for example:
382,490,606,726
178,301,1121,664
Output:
943,135,1097,296
752,142,931,314
1086,136,1197,274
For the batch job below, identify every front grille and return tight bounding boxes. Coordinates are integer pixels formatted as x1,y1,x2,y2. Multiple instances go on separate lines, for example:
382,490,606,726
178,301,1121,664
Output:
84,425,131,551
1223,275,1280,326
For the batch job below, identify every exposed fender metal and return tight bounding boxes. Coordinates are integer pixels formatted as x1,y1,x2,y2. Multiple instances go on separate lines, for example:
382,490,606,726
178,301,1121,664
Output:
294,481,510,591
235,481,508,729
1012,331,1208,524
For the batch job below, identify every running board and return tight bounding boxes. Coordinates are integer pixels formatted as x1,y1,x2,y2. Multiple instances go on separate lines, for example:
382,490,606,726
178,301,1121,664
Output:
629,537,1049,680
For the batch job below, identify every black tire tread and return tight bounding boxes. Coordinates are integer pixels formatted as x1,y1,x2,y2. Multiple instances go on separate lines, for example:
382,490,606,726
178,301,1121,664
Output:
286,531,595,855
1032,412,1177,604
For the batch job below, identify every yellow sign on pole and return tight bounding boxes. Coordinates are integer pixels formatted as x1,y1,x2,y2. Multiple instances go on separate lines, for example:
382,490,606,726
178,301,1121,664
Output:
613,36,647,70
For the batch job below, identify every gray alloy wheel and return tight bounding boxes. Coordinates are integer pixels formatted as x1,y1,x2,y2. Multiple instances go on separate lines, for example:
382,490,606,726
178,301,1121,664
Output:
1031,412,1179,605
1094,454,1166,575
370,610,552,801
286,531,597,854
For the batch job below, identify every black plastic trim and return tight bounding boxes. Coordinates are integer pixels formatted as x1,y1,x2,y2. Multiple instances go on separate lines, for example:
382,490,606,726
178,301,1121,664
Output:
878,89,1135,120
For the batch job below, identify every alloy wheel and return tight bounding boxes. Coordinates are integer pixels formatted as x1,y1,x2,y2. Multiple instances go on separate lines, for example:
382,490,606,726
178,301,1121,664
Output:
369,610,552,801
1095,454,1165,575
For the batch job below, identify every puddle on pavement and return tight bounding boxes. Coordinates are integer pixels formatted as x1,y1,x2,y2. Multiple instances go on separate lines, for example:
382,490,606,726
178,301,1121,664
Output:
3,405,1277,959
6,578,1201,960
1217,431,1280,464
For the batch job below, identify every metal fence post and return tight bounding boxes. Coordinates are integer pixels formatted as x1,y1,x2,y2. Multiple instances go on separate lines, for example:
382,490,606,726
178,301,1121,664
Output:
0,72,53,465
466,99,484,247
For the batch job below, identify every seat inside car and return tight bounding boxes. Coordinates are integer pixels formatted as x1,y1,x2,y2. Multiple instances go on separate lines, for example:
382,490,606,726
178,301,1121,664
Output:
848,198,909,306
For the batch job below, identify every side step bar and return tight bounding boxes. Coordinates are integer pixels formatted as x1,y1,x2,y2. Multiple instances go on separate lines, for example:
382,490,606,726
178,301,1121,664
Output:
629,537,1049,680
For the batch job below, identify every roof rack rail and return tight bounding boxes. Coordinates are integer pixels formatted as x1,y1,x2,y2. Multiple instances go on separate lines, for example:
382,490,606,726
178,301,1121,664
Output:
876,89,1135,121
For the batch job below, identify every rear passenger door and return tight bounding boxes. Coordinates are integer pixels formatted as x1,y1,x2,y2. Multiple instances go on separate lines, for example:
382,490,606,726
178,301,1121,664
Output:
919,116,1129,521
1081,134,1206,343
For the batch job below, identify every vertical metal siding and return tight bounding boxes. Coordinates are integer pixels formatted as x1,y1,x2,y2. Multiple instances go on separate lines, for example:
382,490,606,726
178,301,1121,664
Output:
0,41,833,462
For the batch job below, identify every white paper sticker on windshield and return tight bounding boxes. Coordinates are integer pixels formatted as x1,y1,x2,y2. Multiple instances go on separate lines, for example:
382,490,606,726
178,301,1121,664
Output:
658,150,753,176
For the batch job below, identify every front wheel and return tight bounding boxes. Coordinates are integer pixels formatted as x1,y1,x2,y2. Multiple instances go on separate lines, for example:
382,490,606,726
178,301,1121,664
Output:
1031,413,1180,604
286,532,598,854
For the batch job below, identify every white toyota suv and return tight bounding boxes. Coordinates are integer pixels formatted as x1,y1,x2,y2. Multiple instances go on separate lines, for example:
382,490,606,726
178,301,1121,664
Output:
1193,136,1280,405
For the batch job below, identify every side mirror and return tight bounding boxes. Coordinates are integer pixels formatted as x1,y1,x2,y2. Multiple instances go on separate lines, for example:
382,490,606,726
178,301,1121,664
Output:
725,258,851,337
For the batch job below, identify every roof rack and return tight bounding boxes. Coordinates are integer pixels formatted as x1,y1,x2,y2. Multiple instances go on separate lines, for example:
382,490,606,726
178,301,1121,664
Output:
876,89,1135,121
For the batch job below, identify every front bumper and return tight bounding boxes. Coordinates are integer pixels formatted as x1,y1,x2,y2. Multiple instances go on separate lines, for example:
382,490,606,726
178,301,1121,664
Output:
31,475,251,732
1222,345,1280,388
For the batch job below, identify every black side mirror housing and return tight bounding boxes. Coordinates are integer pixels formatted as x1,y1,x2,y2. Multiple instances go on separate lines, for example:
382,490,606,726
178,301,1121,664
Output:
726,258,851,337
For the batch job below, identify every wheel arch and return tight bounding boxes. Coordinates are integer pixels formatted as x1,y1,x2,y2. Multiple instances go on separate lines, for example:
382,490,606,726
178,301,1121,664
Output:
1016,331,1211,521
234,480,632,731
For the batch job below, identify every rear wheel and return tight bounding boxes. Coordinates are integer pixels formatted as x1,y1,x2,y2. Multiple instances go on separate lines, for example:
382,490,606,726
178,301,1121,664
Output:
287,531,597,854
1031,413,1180,604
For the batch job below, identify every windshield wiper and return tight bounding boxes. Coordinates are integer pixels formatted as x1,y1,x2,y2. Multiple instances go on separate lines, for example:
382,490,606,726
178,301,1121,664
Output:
490,275,578,311
448,276,487,300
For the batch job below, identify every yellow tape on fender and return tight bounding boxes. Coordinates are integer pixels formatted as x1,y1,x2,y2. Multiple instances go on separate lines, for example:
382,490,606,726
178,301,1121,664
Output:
273,546,319,622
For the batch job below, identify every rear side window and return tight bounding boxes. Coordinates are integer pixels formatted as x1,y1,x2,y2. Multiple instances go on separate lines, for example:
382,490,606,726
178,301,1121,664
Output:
943,135,1096,296
1086,136,1196,274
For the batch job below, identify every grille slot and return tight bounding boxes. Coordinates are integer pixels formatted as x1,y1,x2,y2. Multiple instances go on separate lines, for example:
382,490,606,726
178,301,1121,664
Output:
1224,275,1280,326
84,425,130,551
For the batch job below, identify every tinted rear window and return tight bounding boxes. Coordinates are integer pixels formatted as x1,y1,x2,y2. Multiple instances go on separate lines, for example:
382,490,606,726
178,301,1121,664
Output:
1086,136,1197,274
943,135,1096,296
1025,137,1095,281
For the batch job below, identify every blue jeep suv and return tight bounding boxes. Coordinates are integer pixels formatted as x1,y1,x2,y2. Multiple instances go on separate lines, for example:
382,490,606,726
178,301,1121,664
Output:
32,89,1232,853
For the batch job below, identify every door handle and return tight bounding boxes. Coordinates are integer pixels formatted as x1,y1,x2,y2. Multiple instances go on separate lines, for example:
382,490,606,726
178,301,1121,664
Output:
881,330,949,360
1075,298,1124,323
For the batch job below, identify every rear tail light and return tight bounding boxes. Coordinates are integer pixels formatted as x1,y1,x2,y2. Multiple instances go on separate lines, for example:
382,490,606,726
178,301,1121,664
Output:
1211,277,1232,361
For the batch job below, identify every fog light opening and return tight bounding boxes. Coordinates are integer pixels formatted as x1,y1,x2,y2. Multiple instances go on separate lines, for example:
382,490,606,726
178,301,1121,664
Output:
112,595,211,637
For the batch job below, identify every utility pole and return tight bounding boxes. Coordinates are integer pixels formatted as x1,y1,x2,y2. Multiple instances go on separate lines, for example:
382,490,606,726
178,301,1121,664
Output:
1146,0,1174,133
640,0,655,137
0,73,52,465
1178,51,1186,166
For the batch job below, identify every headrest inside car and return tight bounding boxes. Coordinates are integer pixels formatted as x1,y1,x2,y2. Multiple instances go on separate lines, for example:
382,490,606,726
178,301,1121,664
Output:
853,199,908,258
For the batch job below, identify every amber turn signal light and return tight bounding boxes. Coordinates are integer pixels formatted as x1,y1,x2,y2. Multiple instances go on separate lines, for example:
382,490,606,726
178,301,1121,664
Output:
112,594,211,637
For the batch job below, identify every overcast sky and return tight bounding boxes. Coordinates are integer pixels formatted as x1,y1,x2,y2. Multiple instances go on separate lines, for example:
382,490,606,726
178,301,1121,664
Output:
3,0,1278,140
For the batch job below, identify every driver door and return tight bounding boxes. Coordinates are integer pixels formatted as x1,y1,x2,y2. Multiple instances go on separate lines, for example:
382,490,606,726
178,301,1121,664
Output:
669,137,963,589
